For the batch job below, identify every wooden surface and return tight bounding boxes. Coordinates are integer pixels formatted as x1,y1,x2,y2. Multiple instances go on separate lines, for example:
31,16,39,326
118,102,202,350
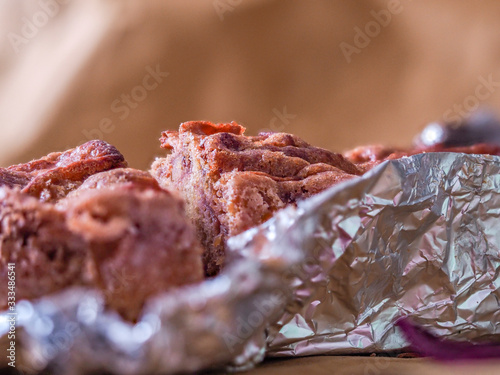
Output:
239,356,500,375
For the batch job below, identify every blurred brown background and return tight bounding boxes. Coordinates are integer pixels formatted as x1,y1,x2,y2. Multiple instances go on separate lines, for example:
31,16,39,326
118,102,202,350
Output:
2,0,500,170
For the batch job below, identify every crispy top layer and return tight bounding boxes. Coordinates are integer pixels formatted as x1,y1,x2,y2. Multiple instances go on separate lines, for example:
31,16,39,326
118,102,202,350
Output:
160,121,361,178
0,140,127,201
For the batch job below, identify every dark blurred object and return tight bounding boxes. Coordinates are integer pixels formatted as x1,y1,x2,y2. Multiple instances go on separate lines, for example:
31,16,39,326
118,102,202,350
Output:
415,110,500,148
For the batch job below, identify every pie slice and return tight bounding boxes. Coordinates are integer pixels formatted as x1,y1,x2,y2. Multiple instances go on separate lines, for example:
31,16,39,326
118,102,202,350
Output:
1,153,203,321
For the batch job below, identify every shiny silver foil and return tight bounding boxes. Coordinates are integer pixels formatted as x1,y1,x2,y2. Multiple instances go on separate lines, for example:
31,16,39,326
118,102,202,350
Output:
230,152,500,356
0,257,297,374
3,152,500,373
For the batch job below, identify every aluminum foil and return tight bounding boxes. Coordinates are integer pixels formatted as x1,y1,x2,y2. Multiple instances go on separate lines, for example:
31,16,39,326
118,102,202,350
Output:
0,256,298,375
3,151,500,373
230,152,500,356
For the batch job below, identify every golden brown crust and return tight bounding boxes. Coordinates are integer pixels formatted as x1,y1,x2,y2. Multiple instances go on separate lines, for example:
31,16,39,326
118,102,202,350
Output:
161,121,246,149
1,140,127,202
160,121,360,177
153,121,361,275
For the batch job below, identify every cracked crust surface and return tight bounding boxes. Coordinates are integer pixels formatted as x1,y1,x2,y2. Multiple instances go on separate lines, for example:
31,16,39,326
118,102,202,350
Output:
152,121,361,275
0,140,127,202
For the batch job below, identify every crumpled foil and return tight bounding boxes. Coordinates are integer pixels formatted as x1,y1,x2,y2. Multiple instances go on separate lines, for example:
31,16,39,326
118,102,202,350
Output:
0,256,298,375
230,152,500,356
3,152,500,373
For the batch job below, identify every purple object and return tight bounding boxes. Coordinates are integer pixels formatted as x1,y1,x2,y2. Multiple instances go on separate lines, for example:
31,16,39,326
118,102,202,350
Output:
396,317,500,361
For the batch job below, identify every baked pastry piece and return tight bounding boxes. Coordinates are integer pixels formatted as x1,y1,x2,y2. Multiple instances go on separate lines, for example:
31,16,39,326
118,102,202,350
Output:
151,121,361,275
0,140,127,202
345,143,500,173
0,168,204,321
62,169,204,321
